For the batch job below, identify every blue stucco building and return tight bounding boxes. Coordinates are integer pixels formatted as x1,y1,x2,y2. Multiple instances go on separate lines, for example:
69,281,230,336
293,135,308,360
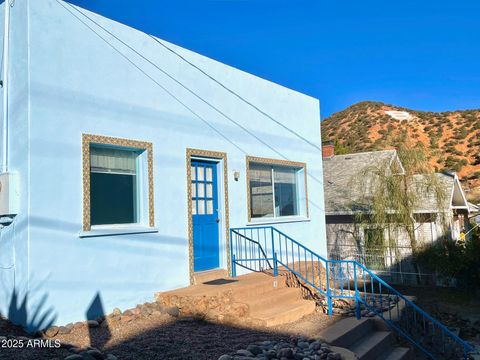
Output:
0,0,327,329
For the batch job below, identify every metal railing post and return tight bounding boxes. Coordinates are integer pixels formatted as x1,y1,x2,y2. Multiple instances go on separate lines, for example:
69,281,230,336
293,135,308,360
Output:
231,254,237,278
270,226,275,258
229,229,235,277
271,227,278,288
273,252,278,288
325,261,333,315
354,263,361,319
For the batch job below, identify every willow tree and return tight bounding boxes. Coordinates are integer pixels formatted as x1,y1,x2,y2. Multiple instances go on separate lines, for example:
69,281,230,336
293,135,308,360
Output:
350,137,448,263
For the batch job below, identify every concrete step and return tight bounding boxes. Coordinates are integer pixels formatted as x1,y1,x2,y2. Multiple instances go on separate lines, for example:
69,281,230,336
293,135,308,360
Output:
193,269,228,284
320,315,413,360
231,277,287,299
350,331,392,360
246,290,306,318
320,317,375,348
156,272,286,300
381,347,412,360
250,298,316,327
156,271,315,327
237,286,301,306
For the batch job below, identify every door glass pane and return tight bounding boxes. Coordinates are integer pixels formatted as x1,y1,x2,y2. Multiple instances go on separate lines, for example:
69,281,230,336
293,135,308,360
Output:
191,166,196,181
198,183,205,198
206,200,213,215
197,200,205,215
197,166,205,181
273,166,298,217
191,182,196,198
192,200,197,215
206,167,212,181
249,163,274,218
206,183,213,198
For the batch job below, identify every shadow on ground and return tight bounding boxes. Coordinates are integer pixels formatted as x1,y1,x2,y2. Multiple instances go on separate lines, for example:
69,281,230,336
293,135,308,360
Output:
0,314,314,360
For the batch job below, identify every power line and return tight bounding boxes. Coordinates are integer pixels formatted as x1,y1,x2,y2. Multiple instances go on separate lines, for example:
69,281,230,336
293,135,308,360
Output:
54,0,248,154
61,1,292,161
148,35,322,152
49,1,327,213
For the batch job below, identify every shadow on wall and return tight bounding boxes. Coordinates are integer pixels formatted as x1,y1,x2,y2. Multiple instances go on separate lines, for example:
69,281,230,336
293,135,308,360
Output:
86,292,112,350
3,289,57,333
1,288,114,342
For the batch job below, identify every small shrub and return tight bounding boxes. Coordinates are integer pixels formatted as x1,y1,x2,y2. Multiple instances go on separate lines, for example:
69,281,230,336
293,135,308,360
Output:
416,235,480,290
471,171,480,179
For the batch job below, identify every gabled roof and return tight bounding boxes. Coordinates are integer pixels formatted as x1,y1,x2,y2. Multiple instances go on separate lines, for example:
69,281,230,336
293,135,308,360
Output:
410,172,468,213
323,150,469,216
468,202,480,215
323,150,403,215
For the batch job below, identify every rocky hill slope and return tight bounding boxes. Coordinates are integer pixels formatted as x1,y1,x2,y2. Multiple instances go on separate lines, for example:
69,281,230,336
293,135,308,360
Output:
321,101,480,201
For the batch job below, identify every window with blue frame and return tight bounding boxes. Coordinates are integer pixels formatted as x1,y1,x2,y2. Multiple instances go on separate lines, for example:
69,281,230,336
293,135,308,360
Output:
90,146,140,226
248,161,307,220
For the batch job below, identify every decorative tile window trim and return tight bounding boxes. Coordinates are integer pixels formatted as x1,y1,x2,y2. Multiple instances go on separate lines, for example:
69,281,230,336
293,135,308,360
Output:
245,155,309,222
186,148,230,285
82,134,154,232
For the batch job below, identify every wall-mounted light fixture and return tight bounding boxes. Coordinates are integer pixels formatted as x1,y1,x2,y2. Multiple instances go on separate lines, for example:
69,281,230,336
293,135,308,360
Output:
233,170,240,182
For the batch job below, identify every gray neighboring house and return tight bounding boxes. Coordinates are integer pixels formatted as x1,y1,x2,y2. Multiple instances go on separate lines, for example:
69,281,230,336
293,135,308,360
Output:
322,145,470,282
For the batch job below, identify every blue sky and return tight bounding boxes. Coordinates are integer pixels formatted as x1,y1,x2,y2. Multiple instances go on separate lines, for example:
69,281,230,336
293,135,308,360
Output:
69,0,480,118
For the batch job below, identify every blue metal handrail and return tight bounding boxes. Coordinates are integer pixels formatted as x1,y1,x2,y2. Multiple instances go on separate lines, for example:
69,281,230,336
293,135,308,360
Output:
230,228,273,274
230,226,474,360
355,262,470,349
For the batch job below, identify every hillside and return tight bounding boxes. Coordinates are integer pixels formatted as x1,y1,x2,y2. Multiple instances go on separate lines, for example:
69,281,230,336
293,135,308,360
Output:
321,101,480,201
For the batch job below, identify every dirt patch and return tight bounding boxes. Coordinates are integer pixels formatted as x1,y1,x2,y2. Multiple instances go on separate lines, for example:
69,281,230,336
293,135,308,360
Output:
0,310,337,359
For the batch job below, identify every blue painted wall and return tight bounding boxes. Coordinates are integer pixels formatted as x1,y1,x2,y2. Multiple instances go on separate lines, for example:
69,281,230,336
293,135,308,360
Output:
0,0,327,328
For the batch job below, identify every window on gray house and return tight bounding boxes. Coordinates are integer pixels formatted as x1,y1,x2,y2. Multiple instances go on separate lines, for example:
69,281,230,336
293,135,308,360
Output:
249,162,307,219
90,146,139,225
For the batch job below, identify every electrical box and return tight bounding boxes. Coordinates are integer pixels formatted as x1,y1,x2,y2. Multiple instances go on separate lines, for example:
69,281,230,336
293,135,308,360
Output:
0,172,19,216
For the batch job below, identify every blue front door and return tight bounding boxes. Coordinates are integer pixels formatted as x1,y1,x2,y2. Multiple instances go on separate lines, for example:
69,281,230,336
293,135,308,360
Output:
192,160,220,272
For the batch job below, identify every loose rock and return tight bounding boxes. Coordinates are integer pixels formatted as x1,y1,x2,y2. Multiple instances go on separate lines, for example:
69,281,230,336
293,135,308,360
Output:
235,349,253,357
327,353,341,360
165,306,180,317
45,326,59,337
120,315,134,323
86,349,104,360
112,308,121,316
87,320,99,328
246,344,262,355
58,326,71,335
64,355,83,360
220,338,333,360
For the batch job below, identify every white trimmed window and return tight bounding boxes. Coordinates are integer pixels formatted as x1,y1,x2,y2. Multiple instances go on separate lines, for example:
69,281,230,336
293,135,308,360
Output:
90,146,145,226
248,162,307,219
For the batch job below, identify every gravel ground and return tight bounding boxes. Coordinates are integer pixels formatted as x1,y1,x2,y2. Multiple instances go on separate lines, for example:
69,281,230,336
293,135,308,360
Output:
0,311,337,360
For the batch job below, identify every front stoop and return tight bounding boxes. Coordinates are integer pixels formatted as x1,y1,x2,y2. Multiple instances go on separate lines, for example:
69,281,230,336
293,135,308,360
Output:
193,269,229,285
319,317,413,360
155,271,316,327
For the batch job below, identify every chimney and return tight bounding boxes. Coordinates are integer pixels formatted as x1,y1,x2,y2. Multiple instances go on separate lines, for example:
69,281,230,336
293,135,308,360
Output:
322,141,334,159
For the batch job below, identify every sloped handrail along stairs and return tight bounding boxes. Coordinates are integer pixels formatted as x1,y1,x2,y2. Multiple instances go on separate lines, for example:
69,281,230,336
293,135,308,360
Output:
230,226,474,360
